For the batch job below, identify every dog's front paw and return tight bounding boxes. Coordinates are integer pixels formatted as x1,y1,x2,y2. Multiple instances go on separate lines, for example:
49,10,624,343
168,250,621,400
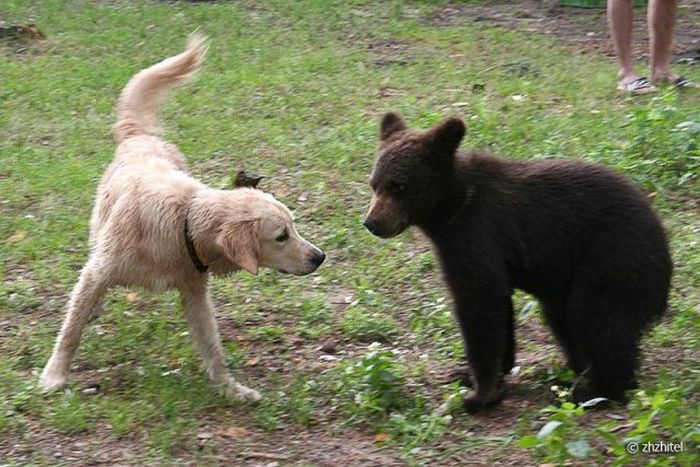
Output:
39,370,67,392
221,379,261,402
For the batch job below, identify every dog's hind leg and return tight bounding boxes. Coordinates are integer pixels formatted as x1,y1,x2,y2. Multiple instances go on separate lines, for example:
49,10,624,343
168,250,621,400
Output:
179,282,261,402
87,301,105,323
40,260,108,391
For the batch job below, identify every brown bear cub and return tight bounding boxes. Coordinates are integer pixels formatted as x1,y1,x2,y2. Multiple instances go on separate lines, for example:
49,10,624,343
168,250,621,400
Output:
363,112,672,413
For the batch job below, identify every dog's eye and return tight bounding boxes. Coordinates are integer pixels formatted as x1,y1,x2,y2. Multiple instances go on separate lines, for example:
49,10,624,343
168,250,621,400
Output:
275,230,289,243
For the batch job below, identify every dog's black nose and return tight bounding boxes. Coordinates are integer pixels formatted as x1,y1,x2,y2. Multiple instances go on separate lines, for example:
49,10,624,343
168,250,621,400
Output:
363,218,378,234
311,251,326,267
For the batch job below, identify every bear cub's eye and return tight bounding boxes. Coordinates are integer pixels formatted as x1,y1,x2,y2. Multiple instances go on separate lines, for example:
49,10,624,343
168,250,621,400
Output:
276,230,289,242
390,182,406,193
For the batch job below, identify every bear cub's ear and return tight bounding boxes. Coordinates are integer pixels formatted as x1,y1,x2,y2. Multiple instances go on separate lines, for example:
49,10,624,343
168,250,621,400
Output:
380,112,407,141
426,117,466,156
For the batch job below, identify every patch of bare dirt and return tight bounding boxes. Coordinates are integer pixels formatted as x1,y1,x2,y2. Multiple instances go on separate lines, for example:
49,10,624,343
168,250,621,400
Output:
0,22,48,57
0,423,148,465
0,259,67,353
425,0,700,63
368,40,415,67
226,428,405,466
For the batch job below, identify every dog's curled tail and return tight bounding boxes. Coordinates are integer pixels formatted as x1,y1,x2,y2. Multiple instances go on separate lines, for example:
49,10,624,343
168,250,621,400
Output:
113,35,207,143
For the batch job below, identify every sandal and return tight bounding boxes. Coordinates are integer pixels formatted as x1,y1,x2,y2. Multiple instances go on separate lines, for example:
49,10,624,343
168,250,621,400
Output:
618,77,657,95
672,76,698,89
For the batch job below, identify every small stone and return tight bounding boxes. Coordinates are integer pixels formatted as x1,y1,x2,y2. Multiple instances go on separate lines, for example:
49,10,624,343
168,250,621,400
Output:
197,432,213,440
217,426,250,439
606,413,626,420
318,340,337,353
82,386,98,395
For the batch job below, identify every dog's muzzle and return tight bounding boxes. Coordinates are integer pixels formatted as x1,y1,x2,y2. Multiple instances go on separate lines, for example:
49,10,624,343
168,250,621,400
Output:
299,248,325,274
311,250,326,268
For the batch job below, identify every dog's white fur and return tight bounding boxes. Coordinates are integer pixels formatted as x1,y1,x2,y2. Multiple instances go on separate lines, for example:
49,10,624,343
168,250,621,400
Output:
39,36,324,400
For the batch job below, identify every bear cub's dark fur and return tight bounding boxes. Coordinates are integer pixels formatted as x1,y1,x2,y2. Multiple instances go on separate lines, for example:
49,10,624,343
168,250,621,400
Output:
363,113,672,413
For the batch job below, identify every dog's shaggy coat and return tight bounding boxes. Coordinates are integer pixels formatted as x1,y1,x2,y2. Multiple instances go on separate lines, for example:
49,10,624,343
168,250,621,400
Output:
364,112,672,413
40,37,324,400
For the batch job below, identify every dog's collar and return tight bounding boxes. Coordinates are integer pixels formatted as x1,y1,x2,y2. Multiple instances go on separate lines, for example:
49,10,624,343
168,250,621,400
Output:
184,207,208,273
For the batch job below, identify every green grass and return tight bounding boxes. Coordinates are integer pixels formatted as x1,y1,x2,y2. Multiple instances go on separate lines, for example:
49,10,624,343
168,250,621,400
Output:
1,0,698,464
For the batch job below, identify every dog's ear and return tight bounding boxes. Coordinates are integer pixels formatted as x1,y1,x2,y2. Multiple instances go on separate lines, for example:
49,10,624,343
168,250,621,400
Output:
217,219,260,275
379,112,407,141
425,117,466,158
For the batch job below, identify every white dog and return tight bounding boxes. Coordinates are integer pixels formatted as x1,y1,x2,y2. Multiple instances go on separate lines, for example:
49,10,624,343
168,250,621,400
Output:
39,36,325,401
